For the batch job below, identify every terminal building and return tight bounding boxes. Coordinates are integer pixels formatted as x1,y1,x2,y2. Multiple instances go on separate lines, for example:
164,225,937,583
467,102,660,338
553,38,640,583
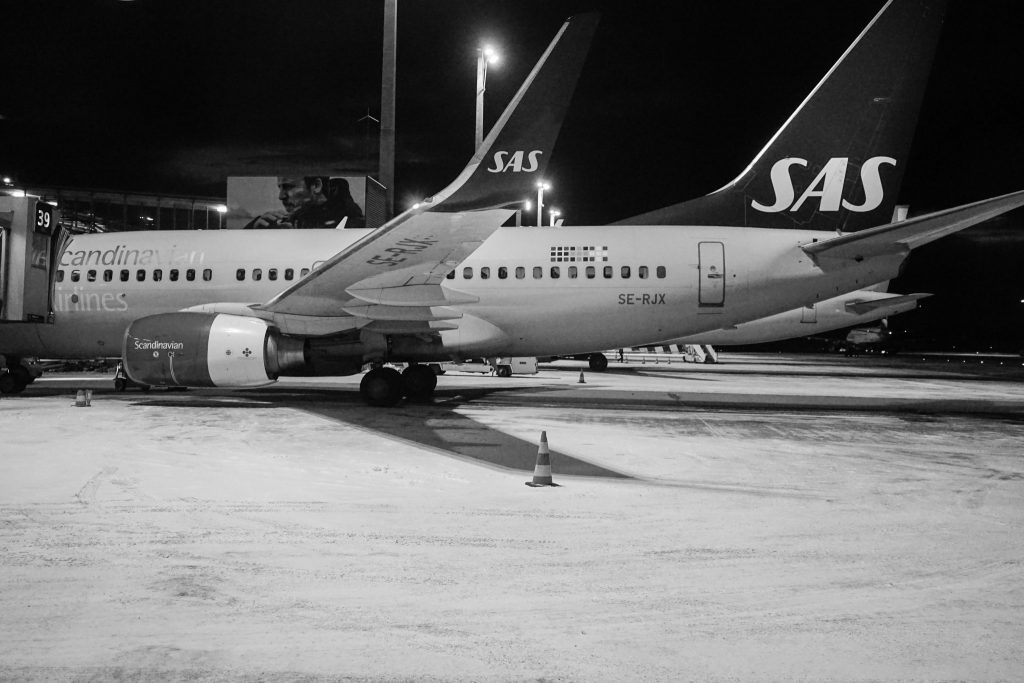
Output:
20,178,388,235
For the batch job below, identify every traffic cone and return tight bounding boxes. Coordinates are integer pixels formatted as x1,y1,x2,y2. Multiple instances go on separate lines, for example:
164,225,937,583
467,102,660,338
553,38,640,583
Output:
526,431,559,487
578,370,586,384
74,389,91,407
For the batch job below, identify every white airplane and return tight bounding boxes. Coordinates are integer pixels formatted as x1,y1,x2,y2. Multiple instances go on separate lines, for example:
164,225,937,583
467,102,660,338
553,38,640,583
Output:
3,1,1024,407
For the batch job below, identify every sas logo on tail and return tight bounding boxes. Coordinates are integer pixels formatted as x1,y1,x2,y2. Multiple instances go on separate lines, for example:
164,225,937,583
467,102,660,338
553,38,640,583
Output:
487,150,542,173
752,156,896,213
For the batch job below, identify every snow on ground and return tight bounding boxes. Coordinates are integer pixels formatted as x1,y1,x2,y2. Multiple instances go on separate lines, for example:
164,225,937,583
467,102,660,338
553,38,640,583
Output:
1,360,1023,681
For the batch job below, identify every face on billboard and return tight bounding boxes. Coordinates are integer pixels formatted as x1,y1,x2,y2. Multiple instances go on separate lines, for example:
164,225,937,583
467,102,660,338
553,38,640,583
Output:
277,176,322,213
226,175,367,230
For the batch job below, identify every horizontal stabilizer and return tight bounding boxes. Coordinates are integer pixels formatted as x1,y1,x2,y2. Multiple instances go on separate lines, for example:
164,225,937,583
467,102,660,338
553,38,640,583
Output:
803,189,1024,262
845,292,930,315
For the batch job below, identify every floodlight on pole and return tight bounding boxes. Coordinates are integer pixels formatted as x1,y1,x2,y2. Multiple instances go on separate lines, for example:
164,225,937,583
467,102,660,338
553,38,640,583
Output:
536,181,550,226
549,209,561,227
475,44,501,151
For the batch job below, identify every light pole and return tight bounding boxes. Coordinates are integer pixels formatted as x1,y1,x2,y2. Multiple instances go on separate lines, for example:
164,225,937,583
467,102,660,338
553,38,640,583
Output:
476,44,500,151
549,209,561,227
536,181,550,226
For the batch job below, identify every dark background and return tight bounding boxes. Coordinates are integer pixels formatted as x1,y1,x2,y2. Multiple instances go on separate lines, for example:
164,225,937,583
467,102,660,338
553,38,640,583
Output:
5,1,1024,350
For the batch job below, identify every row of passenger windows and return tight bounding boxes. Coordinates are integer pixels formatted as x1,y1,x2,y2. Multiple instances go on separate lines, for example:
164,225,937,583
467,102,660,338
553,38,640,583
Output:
57,266,310,284
448,264,668,280
58,263,667,285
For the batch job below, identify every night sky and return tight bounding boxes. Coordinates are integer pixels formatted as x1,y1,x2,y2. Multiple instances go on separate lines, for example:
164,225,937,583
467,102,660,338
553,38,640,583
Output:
6,1,1024,349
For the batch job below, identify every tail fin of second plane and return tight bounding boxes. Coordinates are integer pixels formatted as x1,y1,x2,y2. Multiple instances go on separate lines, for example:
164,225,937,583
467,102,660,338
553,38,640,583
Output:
429,12,599,213
619,0,946,232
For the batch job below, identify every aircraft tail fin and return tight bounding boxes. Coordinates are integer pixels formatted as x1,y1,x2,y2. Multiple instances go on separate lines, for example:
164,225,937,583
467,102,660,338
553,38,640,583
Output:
428,12,598,213
618,0,945,232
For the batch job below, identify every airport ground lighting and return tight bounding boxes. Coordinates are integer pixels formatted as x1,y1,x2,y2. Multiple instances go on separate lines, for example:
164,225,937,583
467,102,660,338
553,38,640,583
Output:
475,44,500,151
536,180,550,226
549,209,561,226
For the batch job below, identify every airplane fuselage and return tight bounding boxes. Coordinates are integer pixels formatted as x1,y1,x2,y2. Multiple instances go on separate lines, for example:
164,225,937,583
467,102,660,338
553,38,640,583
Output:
0,225,906,362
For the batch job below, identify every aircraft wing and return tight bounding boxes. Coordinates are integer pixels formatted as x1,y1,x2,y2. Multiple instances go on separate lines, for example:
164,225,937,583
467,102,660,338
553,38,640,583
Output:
845,292,930,315
260,12,598,319
802,188,1024,263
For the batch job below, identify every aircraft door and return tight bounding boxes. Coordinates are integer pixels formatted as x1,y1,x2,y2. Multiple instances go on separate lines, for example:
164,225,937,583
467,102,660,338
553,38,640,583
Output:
698,241,725,309
0,219,7,318
801,304,817,323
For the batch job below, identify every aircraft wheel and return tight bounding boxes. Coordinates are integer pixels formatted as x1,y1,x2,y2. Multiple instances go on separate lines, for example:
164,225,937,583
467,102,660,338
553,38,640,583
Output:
11,366,33,387
588,353,609,372
496,365,512,378
0,371,25,395
360,366,404,407
402,364,438,402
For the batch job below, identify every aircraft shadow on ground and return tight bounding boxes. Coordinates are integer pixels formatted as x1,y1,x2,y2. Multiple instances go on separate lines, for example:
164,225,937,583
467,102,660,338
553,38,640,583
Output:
126,383,631,480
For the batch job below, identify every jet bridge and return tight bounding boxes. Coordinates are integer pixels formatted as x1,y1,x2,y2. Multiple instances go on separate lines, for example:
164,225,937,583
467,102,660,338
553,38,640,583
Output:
0,195,59,323
1,195,61,393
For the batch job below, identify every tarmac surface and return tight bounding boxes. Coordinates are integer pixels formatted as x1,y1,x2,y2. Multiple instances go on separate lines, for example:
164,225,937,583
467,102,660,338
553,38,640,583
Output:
2,352,1023,681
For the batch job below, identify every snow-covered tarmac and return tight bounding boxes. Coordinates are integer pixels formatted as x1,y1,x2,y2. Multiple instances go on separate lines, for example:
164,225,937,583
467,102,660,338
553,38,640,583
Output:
2,354,1023,681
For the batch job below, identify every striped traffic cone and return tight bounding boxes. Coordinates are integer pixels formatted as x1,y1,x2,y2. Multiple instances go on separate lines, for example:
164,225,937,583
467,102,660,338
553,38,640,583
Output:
578,370,586,384
525,431,559,487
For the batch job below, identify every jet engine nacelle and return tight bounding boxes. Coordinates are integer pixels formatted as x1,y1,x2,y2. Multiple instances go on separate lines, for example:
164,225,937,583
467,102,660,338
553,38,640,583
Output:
122,312,306,388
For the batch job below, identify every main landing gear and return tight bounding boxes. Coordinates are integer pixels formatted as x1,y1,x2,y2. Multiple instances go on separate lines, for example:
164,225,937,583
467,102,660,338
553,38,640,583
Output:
359,363,438,407
0,358,38,395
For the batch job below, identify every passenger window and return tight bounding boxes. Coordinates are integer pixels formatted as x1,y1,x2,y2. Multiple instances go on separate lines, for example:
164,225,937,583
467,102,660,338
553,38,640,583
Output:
252,268,262,281
285,268,294,280
515,267,525,279
550,266,560,279
639,266,649,279
71,270,80,282
103,270,113,282
269,268,278,281
463,267,473,279
532,266,542,279
203,269,213,282
603,266,613,279
120,269,130,282
300,268,310,277
621,266,630,279
87,270,97,282
153,269,163,282
480,267,490,280
57,270,65,282
236,268,246,281
136,269,146,282
586,266,595,279
568,266,578,279
498,266,508,279
186,269,196,281
657,266,666,278
169,269,179,282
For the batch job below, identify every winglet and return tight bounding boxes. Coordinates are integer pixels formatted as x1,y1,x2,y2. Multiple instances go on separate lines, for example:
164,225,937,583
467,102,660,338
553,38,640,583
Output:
427,12,599,212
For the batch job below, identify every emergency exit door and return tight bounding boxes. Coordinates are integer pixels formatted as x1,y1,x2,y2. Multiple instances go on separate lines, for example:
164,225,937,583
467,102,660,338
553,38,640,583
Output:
698,241,725,308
